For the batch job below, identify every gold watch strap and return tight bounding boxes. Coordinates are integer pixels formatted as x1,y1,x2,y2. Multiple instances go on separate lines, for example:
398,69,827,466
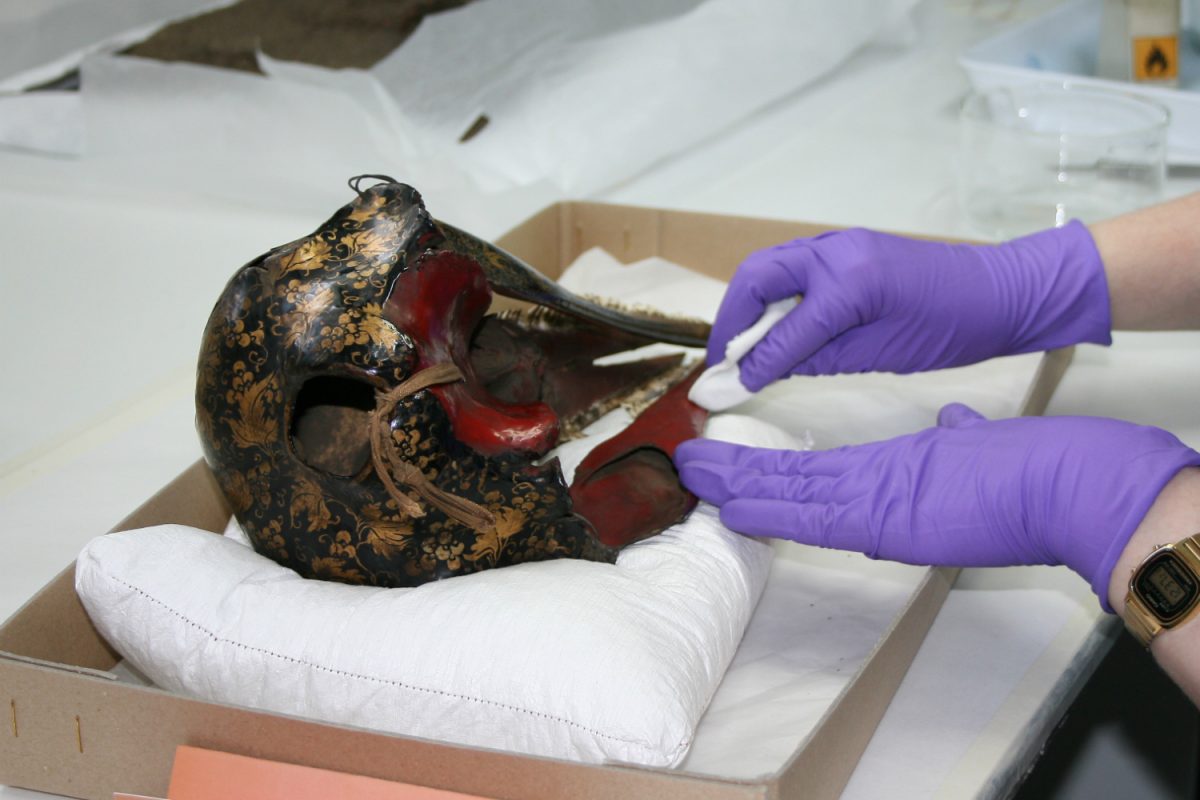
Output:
1125,593,1163,647
1124,533,1200,648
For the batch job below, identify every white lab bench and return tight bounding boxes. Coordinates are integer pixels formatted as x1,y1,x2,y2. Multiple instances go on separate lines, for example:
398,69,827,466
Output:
1,0,1198,798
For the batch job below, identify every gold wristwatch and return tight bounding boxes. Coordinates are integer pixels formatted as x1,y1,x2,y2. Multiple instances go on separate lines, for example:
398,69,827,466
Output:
1124,532,1200,647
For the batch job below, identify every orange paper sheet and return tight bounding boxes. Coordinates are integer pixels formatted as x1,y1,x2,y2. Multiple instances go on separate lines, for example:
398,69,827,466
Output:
168,745,493,800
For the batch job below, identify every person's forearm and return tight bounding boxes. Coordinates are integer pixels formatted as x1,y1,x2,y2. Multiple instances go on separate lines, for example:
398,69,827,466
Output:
1089,192,1200,330
1108,466,1200,703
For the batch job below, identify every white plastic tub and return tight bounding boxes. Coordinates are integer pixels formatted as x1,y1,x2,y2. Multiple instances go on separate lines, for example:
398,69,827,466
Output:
960,0,1200,164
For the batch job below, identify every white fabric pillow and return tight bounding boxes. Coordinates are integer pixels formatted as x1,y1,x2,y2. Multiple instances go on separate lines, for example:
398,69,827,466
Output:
76,414,786,767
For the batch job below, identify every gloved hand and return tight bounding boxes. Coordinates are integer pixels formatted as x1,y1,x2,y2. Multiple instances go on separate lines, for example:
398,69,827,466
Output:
709,221,1112,392
676,404,1200,609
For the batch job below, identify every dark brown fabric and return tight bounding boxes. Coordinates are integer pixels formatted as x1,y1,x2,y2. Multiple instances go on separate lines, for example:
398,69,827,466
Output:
122,0,472,73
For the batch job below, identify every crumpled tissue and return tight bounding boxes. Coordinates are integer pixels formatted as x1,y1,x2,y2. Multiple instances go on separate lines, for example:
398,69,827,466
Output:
0,0,921,200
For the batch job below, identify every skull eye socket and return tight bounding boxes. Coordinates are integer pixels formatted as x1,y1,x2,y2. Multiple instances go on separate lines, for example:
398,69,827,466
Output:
290,376,376,478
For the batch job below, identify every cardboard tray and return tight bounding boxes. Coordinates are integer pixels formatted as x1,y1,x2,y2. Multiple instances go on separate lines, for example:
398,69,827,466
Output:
0,201,1073,800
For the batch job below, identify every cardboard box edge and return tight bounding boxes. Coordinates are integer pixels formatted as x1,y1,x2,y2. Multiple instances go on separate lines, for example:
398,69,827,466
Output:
0,656,770,800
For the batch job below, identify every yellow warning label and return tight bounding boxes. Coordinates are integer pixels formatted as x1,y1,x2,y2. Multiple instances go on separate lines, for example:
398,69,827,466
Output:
1132,36,1179,81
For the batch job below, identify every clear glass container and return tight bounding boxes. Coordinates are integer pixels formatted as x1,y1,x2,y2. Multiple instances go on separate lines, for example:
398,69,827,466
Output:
958,83,1169,239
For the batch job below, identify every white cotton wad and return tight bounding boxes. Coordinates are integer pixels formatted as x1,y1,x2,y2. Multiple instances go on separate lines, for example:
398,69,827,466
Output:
689,298,799,411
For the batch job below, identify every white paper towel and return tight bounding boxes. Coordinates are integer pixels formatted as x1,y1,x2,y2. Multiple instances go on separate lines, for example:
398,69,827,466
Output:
381,0,923,194
0,0,922,199
0,0,230,91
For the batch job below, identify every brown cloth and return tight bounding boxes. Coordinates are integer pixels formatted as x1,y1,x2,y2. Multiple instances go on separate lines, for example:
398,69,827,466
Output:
122,0,471,73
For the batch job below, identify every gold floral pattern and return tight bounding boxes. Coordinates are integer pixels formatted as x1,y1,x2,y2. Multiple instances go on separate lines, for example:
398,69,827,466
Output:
289,477,334,531
314,305,400,354
467,506,525,566
225,364,278,450
279,237,334,275
420,530,466,574
311,556,367,583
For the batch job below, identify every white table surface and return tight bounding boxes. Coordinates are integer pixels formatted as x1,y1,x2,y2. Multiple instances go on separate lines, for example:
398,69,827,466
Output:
2,1,1198,798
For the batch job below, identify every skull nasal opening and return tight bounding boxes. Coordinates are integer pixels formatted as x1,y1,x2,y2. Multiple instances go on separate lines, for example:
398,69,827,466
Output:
290,376,376,477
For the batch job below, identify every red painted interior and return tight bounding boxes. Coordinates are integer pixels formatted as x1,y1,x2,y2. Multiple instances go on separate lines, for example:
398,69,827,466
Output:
383,250,559,457
570,365,708,548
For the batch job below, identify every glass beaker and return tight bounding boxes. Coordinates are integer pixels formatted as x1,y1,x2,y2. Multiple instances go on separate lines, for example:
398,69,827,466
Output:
959,83,1169,239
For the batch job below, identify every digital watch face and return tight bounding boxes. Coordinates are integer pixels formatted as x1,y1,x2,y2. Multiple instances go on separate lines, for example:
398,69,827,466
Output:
1134,550,1200,623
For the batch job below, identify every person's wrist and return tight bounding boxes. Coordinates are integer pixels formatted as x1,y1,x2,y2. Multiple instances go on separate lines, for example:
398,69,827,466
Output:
992,220,1114,353
1105,465,1200,705
1108,468,1200,634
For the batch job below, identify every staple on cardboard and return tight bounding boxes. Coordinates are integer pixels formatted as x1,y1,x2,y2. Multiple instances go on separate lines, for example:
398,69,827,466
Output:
75,715,83,754
8,700,15,738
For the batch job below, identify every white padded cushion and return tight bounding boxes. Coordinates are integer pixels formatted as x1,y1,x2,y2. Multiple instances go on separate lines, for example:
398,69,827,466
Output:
75,414,786,767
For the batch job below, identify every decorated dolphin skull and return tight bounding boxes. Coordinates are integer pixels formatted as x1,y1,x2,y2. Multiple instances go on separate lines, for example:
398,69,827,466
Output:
196,178,708,586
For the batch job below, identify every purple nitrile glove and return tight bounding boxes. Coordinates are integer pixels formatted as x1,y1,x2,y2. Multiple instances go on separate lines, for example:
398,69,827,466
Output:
676,404,1200,610
709,221,1113,391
